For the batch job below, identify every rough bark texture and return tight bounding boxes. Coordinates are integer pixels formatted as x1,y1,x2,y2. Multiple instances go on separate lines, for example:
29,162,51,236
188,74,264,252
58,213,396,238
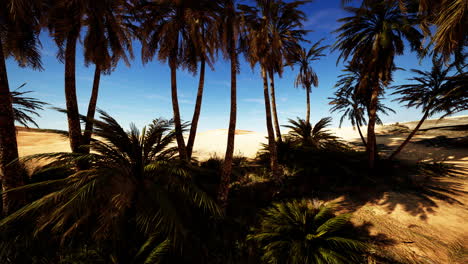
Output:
306,87,311,125
0,38,23,215
218,46,237,207
367,85,379,169
186,59,205,159
389,110,430,160
262,66,280,181
268,70,282,142
82,65,101,154
64,31,83,153
170,56,188,161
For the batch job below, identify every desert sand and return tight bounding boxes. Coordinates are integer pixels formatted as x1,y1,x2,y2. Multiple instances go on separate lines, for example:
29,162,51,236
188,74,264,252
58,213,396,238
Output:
15,116,468,263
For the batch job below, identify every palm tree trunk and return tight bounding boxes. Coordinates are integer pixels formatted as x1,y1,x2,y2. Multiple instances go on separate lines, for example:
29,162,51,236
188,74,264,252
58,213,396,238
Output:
0,37,23,215
355,117,367,148
218,46,237,207
268,70,282,142
169,57,188,161
82,65,101,154
306,87,311,125
389,110,430,160
261,66,280,181
186,59,205,159
64,30,82,154
367,85,379,169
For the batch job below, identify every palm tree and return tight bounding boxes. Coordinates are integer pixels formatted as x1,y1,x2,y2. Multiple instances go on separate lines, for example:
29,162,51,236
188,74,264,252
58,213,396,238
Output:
81,0,134,154
288,40,328,125
139,0,219,161
218,0,240,207
0,111,220,262
389,58,466,159
46,0,87,154
184,4,219,160
329,62,395,149
0,0,43,214
333,0,422,169
283,117,342,149
248,199,367,264
265,0,310,143
11,84,48,128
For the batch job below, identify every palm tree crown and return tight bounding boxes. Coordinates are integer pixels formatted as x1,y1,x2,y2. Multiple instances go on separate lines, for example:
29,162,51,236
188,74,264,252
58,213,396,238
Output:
248,199,367,264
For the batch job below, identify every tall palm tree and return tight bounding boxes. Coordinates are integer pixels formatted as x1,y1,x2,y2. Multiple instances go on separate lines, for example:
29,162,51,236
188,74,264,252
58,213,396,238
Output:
184,5,219,160
265,0,310,143
329,62,395,149
342,0,466,62
46,0,87,154
11,84,48,128
248,199,367,264
218,0,240,207
288,40,328,125
333,0,422,169
139,0,218,161
389,58,466,159
81,0,134,154
0,111,220,262
238,2,280,181
0,0,43,214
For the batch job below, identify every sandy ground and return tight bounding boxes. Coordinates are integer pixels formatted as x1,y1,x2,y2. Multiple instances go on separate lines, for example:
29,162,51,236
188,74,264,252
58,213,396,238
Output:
15,115,468,263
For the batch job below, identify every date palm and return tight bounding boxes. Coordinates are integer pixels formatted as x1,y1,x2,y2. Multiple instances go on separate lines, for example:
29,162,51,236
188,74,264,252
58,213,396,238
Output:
248,199,367,264
139,0,219,161
389,57,467,159
81,0,134,154
218,0,240,208
284,117,343,150
0,111,220,262
265,0,310,143
0,0,43,214
288,41,328,125
333,0,422,169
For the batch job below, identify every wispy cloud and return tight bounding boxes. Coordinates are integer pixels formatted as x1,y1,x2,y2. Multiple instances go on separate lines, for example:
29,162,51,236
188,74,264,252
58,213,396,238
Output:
243,98,264,104
208,80,230,87
146,94,170,101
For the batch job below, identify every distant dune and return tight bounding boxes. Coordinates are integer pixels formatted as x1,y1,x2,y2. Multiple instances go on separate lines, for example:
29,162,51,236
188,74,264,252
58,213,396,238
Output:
16,115,468,161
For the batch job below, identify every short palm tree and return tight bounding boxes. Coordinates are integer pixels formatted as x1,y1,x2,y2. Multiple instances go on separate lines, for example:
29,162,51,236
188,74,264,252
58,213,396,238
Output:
389,58,466,159
288,41,328,125
248,199,367,264
283,117,342,150
0,0,43,214
333,0,422,168
11,84,48,128
0,111,220,263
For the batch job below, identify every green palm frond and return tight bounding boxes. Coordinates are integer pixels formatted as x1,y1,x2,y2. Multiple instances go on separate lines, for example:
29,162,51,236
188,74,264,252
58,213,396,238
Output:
283,117,344,150
248,199,367,264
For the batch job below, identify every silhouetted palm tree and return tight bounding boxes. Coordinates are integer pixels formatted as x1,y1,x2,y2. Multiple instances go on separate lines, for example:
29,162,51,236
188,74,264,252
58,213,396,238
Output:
288,40,328,125
334,0,422,169
0,0,43,214
139,0,219,161
389,58,466,159
0,111,220,262
248,199,367,264
11,84,48,128
81,0,134,154
218,0,240,207
265,0,310,143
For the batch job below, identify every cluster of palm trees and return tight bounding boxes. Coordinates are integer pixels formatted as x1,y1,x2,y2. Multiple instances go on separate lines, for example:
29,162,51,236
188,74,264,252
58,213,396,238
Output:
0,0,466,218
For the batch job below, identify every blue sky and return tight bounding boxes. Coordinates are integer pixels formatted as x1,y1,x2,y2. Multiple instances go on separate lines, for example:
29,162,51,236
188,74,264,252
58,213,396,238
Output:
6,0,466,133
